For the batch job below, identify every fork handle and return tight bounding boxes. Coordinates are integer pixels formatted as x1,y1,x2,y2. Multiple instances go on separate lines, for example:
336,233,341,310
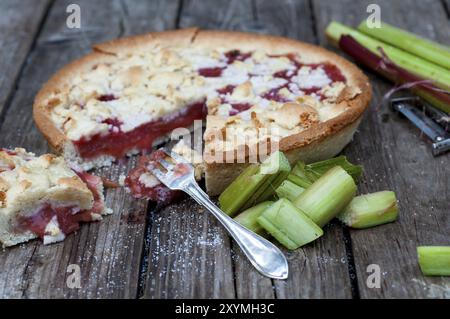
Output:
185,183,288,280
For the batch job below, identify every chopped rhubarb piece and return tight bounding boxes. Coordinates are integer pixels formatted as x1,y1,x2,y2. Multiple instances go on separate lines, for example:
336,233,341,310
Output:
225,50,252,64
97,94,117,102
198,67,225,77
217,85,236,95
73,101,206,160
262,84,290,103
320,64,346,83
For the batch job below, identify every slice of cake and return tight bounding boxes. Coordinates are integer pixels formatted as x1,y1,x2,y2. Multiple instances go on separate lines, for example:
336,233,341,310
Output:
0,148,111,247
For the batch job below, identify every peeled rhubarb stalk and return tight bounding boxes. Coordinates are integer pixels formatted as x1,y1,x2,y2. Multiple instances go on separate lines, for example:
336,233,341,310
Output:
242,151,291,209
290,156,362,188
234,201,273,235
338,191,398,229
257,198,323,250
219,151,290,216
417,246,450,276
306,156,362,181
325,22,450,90
287,173,312,189
358,21,450,69
291,161,317,183
293,166,356,227
275,180,305,202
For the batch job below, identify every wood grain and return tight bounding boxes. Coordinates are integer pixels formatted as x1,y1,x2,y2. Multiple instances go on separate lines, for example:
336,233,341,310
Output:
0,0,179,298
176,0,354,299
313,0,450,298
255,0,354,299
143,199,236,298
0,0,448,299
0,0,51,115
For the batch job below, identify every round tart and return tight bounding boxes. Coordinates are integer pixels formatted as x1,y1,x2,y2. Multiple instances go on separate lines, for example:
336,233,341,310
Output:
33,28,371,195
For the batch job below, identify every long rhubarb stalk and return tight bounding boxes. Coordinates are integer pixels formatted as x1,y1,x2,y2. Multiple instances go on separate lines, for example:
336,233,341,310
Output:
325,22,450,90
293,166,356,227
417,246,450,276
338,191,398,229
358,21,450,69
338,34,450,114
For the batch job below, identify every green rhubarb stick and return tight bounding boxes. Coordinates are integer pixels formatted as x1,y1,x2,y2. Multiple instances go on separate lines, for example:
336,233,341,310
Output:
293,166,356,227
417,246,450,276
275,180,305,202
257,198,323,250
219,151,288,216
287,173,312,188
326,22,450,90
243,151,291,208
358,21,450,70
234,201,273,235
219,164,269,216
289,161,314,188
338,191,398,229
306,156,363,181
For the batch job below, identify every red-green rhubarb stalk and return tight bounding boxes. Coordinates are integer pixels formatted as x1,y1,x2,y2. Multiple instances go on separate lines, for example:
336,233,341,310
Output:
325,22,450,91
338,34,450,114
358,21,450,70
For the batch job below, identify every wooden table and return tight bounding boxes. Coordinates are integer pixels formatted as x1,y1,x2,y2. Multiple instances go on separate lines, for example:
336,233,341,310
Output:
0,0,448,299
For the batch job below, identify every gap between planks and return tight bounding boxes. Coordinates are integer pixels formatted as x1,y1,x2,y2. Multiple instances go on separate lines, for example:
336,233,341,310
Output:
0,0,54,131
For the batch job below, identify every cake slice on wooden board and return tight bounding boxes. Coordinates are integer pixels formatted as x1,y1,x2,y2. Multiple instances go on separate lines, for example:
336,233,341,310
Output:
0,148,111,247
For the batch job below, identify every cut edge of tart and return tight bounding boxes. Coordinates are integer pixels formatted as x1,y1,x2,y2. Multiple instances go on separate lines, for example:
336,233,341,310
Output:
33,28,371,195
0,148,111,247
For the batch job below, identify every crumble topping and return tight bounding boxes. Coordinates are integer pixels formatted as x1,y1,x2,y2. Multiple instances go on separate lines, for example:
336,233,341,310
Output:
47,46,359,146
0,148,93,214
0,148,110,247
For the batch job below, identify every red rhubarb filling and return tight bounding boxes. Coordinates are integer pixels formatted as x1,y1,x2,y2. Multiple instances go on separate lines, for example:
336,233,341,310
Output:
267,60,346,102
125,150,182,204
198,67,225,77
15,170,104,240
197,50,252,77
73,101,206,160
208,52,346,115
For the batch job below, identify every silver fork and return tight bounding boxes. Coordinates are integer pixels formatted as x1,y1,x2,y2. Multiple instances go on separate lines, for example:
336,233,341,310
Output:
149,148,289,280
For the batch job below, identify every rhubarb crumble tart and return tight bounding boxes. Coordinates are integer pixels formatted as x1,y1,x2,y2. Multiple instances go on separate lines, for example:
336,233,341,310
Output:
0,148,111,247
33,28,371,196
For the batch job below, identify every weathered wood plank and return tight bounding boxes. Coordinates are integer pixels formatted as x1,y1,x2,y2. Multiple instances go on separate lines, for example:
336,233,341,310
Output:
313,0,450,298
0,0,51,115
144,199,236,298
256,0,354,299
142,0,252,299
443,0,450,17
0,0,180,299
175,0,353,299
